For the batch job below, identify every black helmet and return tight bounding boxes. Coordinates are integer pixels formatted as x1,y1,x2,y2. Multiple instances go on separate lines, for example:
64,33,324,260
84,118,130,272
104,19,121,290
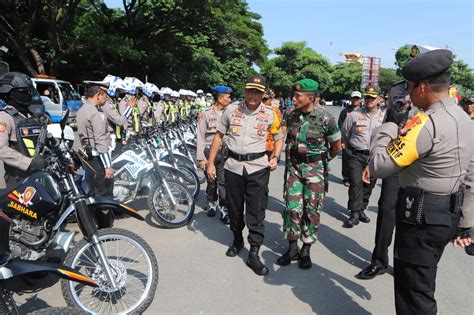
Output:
0,72,42,115
0,71,33,94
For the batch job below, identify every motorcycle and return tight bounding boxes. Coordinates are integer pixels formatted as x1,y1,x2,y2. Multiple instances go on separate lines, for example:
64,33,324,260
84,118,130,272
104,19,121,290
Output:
112,127,195,228
0,211,97,315
0,111,158,314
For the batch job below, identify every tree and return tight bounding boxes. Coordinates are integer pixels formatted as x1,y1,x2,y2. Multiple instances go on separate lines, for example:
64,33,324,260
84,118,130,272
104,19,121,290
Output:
379,67,402,94
0,0,82,76
261,41,332,97
451,60,474,97
0,0,269,92
394,45,411,74
325,61,361,100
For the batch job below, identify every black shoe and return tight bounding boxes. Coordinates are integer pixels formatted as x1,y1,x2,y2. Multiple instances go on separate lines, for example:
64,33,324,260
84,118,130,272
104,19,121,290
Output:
298,246,312,269
276,248,300,266
207,201,218,217
345,212,360,228
246,246,269,276
226,242,244,257
359,211,370,223
356,265,387,280
465,243,474,256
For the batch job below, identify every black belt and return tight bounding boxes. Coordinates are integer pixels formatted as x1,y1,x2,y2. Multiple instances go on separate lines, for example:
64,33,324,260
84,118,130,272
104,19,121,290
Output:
350,147,370,155
290,149,323,164
228,150,266,162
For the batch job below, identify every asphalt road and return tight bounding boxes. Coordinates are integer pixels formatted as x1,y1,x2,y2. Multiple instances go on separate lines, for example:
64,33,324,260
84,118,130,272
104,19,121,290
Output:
14,105,473,314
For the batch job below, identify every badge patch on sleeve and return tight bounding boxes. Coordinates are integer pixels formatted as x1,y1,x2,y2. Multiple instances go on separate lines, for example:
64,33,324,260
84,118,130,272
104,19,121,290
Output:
386,113,429,167
0,122,7,132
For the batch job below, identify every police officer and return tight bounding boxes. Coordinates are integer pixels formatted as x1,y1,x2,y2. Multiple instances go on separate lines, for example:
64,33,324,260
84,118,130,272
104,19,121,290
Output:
357,82,412,280
338,91,362,186
77,85,114,197
159,88,173,122
196,86,232,224
0,72,46,188
207,75,284,276
461,96,474,120
139,83,157,126
278,79,341,269
341,85,385,227
119,77,144,137
84,76,135,153
369,49,473,314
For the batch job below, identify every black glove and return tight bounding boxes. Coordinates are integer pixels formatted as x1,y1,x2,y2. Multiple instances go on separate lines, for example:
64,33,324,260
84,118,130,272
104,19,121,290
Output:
28,155,46,172
455,227,471,239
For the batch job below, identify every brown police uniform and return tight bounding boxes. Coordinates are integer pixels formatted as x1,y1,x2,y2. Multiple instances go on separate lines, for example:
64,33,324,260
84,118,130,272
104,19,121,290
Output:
77,100,114,197
217,101,283,246
196,105,227,208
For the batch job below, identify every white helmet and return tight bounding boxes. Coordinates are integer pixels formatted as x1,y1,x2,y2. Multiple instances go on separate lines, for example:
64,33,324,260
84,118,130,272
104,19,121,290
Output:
160,87,173,95
143,82,158,98
103,75,126,97
196,89,204,94
171,91,180,98
123,77,144,95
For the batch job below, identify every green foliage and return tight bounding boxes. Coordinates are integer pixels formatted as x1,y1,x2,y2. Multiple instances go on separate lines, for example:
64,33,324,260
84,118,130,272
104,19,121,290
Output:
261,41,332,97
394,45,411,74
0,0,268,92
379,68,402,94
325,61,362,100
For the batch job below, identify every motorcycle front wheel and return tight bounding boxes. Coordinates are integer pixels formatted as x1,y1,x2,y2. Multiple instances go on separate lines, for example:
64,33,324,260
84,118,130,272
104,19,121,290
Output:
61,228,158,315
148,178,195,228
161,165,200,200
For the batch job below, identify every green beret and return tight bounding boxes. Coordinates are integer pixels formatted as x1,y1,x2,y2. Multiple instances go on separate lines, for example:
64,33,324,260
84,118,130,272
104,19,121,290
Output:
293,79,319,92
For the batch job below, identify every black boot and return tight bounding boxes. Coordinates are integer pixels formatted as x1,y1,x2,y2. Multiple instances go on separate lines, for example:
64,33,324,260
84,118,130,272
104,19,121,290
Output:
299,243,312,269
226,232,244,257
345,211,360,228
276,240,300,266
359,211,370,223
246,246,269,276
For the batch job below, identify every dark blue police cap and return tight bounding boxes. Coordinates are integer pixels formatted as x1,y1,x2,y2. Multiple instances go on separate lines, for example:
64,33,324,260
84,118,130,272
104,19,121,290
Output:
401,49,453,82
212,86,233,94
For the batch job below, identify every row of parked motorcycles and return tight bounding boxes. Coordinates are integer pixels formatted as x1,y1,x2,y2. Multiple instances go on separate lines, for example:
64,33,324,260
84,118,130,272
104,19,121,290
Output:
0,111,202,314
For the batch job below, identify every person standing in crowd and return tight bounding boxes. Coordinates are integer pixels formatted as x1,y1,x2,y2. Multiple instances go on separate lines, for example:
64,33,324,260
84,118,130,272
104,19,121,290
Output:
338,91,362,187
461,95,474,255
87,76,135,153
357,82,412,280
461,96,474,120
277,79,341,269
196,85,233,224
0,72,46,188
77,85,114,197
341,86,385,227
369,49,473,314
206,75,284,276
263,89,283,157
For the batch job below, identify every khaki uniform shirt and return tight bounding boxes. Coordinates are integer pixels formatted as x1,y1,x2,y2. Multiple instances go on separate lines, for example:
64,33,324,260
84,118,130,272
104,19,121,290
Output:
217,102,284,175
102,97,128,134
0,109,31,171
196,105,225,161
154,101,164,123
370,97,474,198
77,100,111,154
342,107,385,150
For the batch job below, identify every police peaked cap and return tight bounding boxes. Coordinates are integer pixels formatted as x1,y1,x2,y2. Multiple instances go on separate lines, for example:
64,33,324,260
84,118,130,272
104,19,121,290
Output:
401,49,453,82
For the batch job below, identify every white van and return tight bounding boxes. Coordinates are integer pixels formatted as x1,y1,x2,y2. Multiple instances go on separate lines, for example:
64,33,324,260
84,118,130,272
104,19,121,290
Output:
31,77,83,125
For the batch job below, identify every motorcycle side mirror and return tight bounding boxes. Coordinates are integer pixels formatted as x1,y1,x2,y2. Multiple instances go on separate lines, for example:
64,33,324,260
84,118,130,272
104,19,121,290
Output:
60,109,70,131
60,110,70,140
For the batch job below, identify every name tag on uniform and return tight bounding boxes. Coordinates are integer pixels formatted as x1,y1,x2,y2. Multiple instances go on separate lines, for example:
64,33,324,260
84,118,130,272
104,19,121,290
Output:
257,113,269,119
356,125,366,133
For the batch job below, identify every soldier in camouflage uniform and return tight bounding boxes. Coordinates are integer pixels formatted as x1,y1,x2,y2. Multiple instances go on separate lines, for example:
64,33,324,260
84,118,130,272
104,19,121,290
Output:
278,79,341,269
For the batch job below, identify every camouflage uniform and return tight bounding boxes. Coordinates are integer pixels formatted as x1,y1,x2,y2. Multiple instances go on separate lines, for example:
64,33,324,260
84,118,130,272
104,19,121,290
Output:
284,106,341,243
